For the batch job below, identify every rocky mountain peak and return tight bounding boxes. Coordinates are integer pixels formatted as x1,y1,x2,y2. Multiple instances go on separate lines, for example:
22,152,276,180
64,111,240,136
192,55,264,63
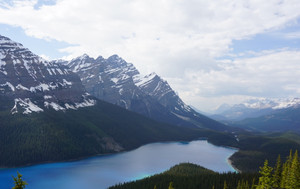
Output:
63,54,228,130
0,35,96,114
107,54,129,67
0,35,23,49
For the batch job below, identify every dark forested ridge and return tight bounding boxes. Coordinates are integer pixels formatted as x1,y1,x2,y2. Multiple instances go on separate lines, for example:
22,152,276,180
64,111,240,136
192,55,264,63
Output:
2,92,299,172
229,132,300,172
110,151,300,189
2,91,300,173
109,163,259,189
0,96,238,167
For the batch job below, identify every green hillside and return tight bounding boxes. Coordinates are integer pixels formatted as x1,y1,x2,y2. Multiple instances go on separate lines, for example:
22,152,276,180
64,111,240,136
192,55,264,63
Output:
0,97,237,167
229,132,300,172
109,163,259,189
110,149,300,189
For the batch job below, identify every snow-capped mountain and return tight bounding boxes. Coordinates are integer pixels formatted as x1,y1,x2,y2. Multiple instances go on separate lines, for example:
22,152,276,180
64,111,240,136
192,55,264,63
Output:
1,34,218,167
56,54,142,110
0,35,95,114
212,98,300,121
61,54,228,130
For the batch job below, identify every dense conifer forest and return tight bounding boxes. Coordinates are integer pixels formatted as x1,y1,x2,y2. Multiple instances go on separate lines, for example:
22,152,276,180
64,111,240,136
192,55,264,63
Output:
0,97,238,167
110,150,300,189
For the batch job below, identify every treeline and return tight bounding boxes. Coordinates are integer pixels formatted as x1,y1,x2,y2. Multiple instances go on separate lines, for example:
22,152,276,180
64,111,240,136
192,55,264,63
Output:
109,163,259,189
229,132,300,172
257,150,300,189
110,151,300,189
0,98,232,167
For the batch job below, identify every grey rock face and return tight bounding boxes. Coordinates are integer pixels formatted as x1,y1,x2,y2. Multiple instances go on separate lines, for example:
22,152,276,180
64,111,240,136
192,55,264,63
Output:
0,35,95,114
64,54,227,130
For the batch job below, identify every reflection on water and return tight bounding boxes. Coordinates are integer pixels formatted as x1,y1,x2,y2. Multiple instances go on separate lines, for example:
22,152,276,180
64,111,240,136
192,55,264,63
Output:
0,140,237,189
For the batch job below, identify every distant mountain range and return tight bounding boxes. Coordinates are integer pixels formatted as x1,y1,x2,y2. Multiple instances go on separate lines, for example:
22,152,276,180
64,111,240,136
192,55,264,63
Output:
210,98,300,132
0,34,237,167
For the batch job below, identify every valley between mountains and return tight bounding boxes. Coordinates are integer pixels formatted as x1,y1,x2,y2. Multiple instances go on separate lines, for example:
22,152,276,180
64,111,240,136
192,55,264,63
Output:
0,34,299,174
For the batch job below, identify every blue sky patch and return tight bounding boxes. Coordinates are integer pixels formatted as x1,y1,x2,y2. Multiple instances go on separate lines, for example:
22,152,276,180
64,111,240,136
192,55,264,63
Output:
0,24,71,60
227,19,300,59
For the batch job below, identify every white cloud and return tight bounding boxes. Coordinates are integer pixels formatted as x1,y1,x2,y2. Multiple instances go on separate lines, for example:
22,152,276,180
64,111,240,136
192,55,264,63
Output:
284,32,300,39
39,54,50,60
175,50,300,111
1,0,300,111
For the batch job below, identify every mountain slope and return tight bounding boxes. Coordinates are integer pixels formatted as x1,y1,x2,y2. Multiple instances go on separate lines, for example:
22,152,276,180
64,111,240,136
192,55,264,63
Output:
109,163,259,189
62,54,229,131
0,35,95,114
0,35,237,167
0,97,206,167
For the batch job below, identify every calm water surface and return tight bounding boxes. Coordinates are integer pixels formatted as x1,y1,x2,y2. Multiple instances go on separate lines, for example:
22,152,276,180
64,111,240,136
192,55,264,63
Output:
0,140,237,189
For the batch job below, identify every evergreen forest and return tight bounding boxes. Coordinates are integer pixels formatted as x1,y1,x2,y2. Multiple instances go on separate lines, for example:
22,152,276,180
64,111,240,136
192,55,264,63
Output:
110,150,300,189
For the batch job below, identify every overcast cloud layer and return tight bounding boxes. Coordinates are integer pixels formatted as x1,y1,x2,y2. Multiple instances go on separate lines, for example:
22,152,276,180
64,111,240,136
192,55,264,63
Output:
1,0,300,111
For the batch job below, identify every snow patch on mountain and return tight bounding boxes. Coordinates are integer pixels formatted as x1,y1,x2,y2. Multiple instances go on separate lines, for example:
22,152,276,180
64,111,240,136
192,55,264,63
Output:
75,98,96,108
44,101,65,111
272,98,300,109
65,103,76,110
216,98,300,113
16,84,29,91
11,98,44,114
241,98,300,110
0,82,15,91
44,95,53,100
133,72,157,87
0,35,97,115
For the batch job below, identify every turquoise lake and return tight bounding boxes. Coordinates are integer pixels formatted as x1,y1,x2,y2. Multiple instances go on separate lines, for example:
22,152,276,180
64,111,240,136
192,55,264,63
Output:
0,140,237,189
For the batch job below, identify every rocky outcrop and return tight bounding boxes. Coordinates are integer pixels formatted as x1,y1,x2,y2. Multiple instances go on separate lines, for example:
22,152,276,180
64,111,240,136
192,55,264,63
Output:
0,35,96,114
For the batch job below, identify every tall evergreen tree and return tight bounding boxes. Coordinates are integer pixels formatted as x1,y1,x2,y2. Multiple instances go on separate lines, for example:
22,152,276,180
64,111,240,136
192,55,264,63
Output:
250,178,256,189
286,150,300,189
168,182,174,189
237,180,250,189
257,160,273,189
280,150,293,188
223,180,228,189
271,155,282,188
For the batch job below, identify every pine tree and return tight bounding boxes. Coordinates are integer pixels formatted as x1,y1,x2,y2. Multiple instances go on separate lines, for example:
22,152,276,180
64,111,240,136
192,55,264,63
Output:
237,180,250,189
250,178,256,189
168,182,174,189
281,150,293,188
12,172,28,189
223,180,228,189
257,160,273,189
286,150,300,189
237,181,241,189
271,155,282,188
280,160,288,188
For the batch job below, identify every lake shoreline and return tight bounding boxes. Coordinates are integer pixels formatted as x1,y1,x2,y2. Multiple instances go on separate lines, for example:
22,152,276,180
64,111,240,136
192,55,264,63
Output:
1,139,225,169
227,158,242,173
0,140,237,189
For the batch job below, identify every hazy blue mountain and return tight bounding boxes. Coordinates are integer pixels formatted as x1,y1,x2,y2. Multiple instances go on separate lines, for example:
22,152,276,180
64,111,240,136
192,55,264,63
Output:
211,98,300,132
234,106,300,133
211,98,300,121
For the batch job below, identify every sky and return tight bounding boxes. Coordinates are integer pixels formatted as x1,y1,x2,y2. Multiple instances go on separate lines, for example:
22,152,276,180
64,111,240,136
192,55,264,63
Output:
1,0,300,112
